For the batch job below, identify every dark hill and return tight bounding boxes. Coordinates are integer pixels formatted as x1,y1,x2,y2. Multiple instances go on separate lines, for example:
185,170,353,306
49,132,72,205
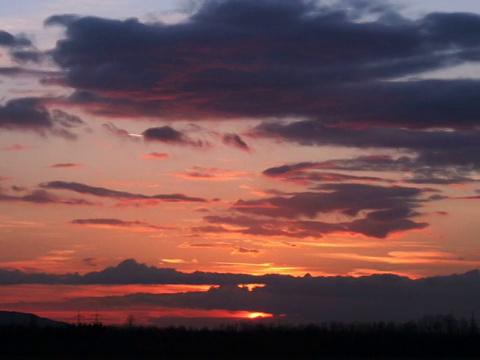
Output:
0,310,67,327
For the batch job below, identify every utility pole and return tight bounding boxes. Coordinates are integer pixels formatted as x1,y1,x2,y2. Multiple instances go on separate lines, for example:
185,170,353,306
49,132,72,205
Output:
93,311,101,326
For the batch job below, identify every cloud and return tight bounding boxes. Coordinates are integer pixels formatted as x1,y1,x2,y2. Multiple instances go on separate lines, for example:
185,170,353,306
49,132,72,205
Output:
222,133,250,151
231,247,261,255
0,30,31,47
101,122,140,141
0,99,87,139
3,259,480,323
0,188,94,206
42,3,480,130
143,126,209,148
40,180,207,203
201,212,427,240
139,152,170,159
38,3,480,184
0,30,46,65
161,258,198,265
0,98,52,129
143,126,184,142
28,1,480,195
180,241,261,256
82,257,100,267
232,183,425,219
254,121,480,152
49,163,83,169
10,50,46,64
263,155,480,185
1,143,33,151
194,182,432,239
0,67,60,78
169,167,248,181
265,169,387,185
70,218,174,232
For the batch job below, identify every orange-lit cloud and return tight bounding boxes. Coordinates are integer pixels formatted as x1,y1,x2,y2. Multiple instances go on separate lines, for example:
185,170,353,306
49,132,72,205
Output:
319,250,480,266
139,152,170,159
0,249,76,273
180,242,261,256
161,258,199,265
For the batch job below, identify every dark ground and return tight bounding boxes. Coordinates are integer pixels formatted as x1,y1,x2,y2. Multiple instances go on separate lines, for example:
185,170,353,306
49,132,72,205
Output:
0,314,479,359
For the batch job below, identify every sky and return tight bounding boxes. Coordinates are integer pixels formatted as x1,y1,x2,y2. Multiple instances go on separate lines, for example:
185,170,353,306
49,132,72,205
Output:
1,0,480,326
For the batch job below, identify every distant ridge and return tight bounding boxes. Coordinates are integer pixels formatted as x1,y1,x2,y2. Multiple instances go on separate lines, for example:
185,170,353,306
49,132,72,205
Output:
0,311,68,327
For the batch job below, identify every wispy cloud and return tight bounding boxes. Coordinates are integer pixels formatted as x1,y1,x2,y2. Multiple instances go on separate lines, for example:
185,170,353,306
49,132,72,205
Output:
0,187,95,206
1,144,33,151
139,152,170,160
49,163,83,169
71,218,176,232
169,167,249,181
222,133,250,151
40,181,208,204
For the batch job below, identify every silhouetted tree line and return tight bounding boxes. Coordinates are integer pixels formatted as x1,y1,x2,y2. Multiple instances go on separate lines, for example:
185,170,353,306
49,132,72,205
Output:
1,314,479,359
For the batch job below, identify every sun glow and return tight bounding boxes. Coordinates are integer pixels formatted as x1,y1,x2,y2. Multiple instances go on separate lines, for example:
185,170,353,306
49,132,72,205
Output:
246,312,274,319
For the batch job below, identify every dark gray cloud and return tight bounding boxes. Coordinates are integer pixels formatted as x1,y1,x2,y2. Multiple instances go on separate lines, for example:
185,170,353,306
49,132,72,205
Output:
0,188,94,206
143,126,185,142
0,98,52,129
43,1,480,129
233,183,425,218
222,133,250,151
198,183,432,238
263,155,479,185
255,122,480,151
49,163,83,169
71,218,170,230
41,180,207,203
0,30,45,64
266,170,386,185
0,259,262,285
36,1,480,183
2,259,480,323
10,50,46,63
119,269,480,323
0,30,31,47
143,126,208,147
203,211,427,239
0,98,86,139
0,67,61,78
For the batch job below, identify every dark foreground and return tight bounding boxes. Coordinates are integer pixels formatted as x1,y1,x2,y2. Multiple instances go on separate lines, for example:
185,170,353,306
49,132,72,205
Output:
1,315,480,359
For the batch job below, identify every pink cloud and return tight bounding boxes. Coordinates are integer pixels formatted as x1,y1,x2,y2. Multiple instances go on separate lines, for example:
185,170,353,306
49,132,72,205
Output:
1,143,33,151
140,152,170,159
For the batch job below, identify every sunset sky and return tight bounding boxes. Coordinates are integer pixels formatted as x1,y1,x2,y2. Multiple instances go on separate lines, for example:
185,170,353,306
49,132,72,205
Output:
1,0,480,326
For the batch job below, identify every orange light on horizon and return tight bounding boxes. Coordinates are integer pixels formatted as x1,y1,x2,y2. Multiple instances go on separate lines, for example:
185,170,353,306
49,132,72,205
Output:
246,312,273,319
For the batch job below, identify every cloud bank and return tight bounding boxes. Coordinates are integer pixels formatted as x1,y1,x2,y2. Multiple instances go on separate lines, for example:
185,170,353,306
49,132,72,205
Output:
2,259,480,323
